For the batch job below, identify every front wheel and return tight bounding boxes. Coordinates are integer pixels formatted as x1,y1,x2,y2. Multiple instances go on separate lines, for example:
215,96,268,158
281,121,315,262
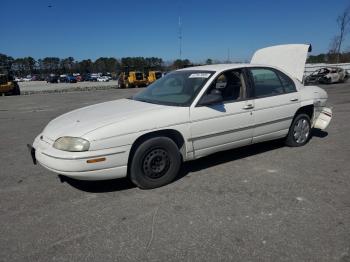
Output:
130,137,181,189
285,114,311,147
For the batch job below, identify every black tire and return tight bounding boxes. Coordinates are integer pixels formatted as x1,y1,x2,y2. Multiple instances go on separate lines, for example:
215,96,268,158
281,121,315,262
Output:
130,137,181,189
285,113,311,147
9,83,20,96
13,83,21,95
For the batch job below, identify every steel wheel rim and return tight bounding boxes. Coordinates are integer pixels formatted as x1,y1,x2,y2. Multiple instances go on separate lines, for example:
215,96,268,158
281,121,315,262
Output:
142,148,170,179
293,118,310,144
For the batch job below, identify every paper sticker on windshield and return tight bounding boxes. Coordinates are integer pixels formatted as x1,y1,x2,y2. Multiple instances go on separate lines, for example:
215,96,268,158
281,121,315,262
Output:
189,73,211,78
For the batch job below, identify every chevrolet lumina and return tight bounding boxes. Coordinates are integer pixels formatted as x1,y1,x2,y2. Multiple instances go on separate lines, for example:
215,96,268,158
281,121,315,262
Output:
29,44,332,189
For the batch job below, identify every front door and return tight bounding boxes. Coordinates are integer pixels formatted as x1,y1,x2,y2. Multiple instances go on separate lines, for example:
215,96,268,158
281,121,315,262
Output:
190,69,254,158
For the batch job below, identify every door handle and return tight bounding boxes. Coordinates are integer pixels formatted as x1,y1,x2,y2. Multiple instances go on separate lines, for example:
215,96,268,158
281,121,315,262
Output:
290,98,299,102
243,104,254,109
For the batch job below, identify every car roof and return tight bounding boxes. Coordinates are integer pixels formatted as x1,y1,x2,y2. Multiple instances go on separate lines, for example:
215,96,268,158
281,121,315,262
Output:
177,63,279,72
177,63,300,82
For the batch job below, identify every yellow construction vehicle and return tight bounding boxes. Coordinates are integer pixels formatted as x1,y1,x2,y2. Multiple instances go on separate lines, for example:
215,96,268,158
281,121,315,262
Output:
0,69,20,96
118,70,148,88
146,70,162,85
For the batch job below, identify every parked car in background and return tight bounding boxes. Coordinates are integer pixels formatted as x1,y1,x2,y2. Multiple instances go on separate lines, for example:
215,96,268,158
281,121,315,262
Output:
22,76,32,82
46,74,59,83
31,75,40,81
58,75,76,83
75,75,82,82
29,44,332,189
97,76,109,82
89,73,100,81
80,74,89,81
59,75,68,83
305,67,348,84
67,75,77,83
102,73,112,80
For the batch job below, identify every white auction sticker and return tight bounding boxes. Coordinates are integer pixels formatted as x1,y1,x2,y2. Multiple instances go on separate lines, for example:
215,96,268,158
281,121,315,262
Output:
189,73,211,78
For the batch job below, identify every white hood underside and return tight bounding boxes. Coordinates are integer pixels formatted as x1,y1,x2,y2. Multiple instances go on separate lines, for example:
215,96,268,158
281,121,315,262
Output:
251,44,311,82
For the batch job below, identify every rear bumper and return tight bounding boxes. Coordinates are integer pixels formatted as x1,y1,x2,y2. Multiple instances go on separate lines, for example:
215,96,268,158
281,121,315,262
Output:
32,135,130,180
313,107,332,130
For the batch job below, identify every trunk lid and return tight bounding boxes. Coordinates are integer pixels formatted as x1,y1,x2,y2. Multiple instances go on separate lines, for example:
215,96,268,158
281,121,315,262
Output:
251,44,312,82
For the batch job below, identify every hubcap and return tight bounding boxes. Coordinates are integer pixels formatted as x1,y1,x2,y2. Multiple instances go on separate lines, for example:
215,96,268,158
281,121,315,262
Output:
142,148,170,179
293,118,310,144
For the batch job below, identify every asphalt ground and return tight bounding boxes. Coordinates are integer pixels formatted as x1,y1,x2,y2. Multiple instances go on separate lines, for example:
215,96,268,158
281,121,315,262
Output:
0,83,349,262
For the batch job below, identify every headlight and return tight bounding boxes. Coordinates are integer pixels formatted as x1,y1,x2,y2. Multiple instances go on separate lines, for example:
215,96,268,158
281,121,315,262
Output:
53,137,90,152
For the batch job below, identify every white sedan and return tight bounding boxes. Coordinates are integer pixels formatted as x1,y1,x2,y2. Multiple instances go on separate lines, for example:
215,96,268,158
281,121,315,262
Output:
97,76,110,82
29,44,332,189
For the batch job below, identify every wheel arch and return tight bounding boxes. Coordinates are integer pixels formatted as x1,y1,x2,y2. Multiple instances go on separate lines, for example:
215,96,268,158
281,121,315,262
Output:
294,104,314,120
127,129,186,175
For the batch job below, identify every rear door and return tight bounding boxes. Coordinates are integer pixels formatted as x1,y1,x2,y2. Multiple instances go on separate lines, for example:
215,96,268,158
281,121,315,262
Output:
247,67,300,143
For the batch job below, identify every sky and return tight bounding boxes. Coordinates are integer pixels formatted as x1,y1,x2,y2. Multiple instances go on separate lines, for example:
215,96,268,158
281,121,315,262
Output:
2,0,350,62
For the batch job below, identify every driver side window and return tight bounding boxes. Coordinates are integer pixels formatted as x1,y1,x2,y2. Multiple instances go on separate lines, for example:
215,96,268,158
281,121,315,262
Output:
205,69,245,102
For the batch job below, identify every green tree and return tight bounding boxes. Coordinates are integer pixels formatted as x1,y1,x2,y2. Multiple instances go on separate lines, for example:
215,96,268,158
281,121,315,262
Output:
172,59,191,69
0,53,14,72
78,59,93,73
42,57,60,74
120,57,163,72
93,57,119,73
306,54,327,63
60,57,75,74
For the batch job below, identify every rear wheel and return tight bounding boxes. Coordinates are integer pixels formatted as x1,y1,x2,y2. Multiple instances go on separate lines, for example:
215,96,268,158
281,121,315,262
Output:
130,137,181,189
285,114,311,147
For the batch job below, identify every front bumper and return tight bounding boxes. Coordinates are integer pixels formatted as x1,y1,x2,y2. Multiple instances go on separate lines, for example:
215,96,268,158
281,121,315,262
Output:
31,135,130,180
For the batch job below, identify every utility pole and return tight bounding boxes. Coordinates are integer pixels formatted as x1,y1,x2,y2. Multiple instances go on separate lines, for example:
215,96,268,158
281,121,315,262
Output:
227,48,230,63
178,15,182,60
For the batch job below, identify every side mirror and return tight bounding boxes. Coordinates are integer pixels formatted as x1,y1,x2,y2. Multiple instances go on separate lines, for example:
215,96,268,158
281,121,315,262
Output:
198,90,223,106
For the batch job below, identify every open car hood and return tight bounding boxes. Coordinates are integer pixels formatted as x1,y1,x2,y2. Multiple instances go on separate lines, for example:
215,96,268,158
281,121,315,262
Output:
251,44,312,82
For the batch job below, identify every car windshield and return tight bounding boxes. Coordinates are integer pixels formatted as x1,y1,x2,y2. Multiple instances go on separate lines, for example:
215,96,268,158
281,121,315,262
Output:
133,70,214,106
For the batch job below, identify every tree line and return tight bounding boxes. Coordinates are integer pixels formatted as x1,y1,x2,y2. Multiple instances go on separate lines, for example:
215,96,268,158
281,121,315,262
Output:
307,51,350,64
0,54,197,77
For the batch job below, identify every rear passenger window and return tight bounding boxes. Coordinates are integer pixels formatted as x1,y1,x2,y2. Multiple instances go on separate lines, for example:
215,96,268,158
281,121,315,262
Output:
277,71,296,93
250,68,283,97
